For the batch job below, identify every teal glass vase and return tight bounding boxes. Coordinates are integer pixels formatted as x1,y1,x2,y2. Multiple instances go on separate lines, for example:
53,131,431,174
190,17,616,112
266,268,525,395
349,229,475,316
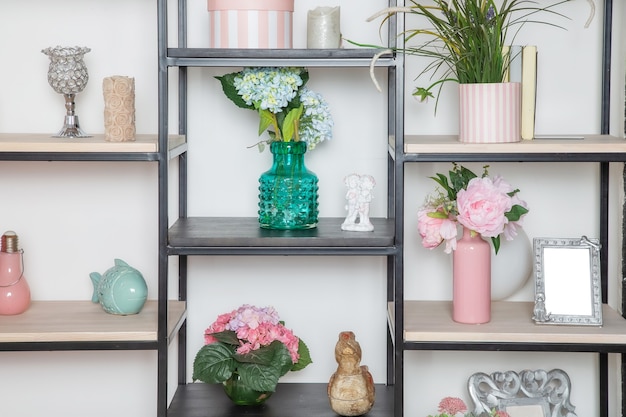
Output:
222,373,273,406
258,141,319,229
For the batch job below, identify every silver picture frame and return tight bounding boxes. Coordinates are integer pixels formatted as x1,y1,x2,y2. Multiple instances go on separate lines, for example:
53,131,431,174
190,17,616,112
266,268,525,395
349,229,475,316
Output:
468,369,577,417
532,236,602,326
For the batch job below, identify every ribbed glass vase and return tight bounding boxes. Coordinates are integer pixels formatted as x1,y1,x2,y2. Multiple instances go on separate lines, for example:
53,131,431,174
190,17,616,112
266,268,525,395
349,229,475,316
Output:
258,141,319,230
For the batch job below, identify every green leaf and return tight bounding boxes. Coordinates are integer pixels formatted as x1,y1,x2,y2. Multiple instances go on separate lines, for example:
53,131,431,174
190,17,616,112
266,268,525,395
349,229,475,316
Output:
281,105,303,142
233,343,278,366
427,211,448,219
290,339,312,372
492,236,501,255
192,343,236,384
449,165,477,193
299,69,310,87
273,343,296,377
429,173,454,199
215,73,254,110
259,109,276,137
505,204,529,222
209,330,240,345
412,87,433,102
238,362,282,392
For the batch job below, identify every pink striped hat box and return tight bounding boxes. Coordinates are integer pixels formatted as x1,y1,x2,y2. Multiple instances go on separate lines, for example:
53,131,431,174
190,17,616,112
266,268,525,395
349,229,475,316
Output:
207,0,294,48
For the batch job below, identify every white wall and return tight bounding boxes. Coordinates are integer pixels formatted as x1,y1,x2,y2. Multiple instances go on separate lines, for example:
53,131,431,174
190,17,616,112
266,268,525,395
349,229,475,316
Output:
0,1,622,417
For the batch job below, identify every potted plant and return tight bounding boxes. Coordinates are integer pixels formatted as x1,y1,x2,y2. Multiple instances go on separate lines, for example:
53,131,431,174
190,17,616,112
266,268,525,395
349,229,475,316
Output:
417,163,529,323
192,304,312,405
365,0,571,143
216,67,333,230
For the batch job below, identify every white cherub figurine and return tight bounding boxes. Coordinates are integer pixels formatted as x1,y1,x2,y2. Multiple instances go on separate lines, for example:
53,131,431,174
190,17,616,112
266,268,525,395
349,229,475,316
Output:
341,174,376,232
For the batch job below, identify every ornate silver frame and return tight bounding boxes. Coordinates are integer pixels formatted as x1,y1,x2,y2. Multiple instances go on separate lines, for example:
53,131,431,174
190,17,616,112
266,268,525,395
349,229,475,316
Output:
468,369,577,417
532,236,602,326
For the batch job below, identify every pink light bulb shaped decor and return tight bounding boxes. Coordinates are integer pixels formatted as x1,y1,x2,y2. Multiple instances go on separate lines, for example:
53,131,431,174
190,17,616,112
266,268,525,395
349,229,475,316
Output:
0,231,31,315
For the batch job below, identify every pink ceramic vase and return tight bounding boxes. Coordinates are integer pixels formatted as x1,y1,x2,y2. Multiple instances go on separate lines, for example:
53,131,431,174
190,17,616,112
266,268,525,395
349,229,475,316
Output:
452,228,491,324
0,232,31,315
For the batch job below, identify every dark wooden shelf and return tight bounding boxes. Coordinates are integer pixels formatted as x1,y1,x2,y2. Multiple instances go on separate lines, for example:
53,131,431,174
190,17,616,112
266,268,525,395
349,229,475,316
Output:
167,383,394,417
168,217,396,255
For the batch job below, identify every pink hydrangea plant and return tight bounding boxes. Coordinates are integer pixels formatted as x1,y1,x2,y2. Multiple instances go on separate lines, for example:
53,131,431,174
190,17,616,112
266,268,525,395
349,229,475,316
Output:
193,304,312,393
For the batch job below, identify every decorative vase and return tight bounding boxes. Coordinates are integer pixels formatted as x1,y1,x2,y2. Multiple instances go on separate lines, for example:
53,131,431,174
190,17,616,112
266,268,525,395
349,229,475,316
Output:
458,82,521,143
0,231,31,315
258,141,319,230
42,46,91,138
452,228,491,324
207,0,294,48
222,373,273,406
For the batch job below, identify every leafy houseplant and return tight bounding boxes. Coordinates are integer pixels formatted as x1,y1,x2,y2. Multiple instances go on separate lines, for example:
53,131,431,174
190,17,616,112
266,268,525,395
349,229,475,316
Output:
192,304,312,396
366,0,570,102
216,67,333,152
417,163,529,254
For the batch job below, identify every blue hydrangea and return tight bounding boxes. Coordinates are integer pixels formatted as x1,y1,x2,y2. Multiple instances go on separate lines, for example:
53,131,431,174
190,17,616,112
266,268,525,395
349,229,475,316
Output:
298,87,333,150
233,67,304,114
223,67,333,151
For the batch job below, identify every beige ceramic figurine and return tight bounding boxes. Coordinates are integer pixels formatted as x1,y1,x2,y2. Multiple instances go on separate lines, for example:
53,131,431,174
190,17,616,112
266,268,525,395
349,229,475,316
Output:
328,331,375,416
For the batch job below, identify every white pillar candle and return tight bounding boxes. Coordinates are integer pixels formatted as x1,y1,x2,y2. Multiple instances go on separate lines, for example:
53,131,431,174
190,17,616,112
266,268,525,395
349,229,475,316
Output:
103,75,136,142
307,6,341,49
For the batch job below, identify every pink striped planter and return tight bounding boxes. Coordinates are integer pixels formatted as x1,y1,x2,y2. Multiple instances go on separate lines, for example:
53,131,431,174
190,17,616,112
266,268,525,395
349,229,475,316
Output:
207,0,294,48
458,82,521,143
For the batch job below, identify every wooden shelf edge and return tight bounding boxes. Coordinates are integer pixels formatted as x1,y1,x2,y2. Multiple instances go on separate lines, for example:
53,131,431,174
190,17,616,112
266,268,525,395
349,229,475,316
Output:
389,300,626,345
0,300,186,344
0,133,186,154
396,134,626,155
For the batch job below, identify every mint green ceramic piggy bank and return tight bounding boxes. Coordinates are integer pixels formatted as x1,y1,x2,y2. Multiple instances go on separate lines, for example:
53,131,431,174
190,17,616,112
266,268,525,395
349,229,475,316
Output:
90,259,148,315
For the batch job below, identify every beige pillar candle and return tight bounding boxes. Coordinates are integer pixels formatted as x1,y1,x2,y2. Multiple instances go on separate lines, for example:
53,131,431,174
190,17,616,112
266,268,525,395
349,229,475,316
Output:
103,75,136,142
307,6,341,49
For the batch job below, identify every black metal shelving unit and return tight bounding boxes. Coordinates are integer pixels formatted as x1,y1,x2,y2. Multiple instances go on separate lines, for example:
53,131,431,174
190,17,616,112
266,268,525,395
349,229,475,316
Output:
156,0,402,416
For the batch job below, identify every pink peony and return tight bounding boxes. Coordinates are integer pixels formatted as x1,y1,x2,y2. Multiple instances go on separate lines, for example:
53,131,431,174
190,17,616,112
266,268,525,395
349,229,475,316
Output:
417,207,458,253
437,396,467,415
456,177,512,237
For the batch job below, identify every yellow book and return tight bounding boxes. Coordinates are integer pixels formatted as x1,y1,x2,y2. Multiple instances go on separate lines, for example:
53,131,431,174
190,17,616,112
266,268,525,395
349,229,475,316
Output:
521,45,537,140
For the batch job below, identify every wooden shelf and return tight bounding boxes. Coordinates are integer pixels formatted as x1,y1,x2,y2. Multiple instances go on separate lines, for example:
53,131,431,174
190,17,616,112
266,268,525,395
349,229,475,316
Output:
0,300,186,344
0,133,185,154
391,301,626,349
168,383,393,417
399,134,626,155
